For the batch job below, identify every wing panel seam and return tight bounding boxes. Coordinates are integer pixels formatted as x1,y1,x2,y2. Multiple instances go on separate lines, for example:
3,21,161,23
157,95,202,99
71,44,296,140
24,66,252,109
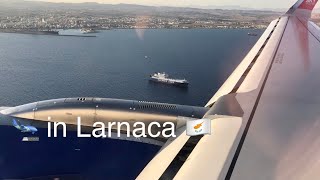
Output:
230,18,281,94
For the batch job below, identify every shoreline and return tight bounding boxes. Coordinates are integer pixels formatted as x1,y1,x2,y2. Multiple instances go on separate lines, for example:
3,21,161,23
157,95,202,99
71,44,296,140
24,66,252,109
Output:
0,30,97,37
0,28,264,38
0,27,263,36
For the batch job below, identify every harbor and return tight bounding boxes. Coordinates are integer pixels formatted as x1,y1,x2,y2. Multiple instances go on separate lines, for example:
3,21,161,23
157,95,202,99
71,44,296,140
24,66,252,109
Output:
0,29,97,37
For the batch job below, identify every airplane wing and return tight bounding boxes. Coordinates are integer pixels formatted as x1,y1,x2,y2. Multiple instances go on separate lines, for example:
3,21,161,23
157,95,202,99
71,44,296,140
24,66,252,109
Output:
137,0,320,179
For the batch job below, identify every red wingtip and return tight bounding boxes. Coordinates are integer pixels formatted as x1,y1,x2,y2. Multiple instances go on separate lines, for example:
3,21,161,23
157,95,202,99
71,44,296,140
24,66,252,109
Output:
298,0,318,10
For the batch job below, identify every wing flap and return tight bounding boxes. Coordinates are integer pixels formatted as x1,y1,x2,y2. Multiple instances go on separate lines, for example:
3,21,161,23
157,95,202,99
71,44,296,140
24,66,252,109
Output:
173,117,242,180
136,127,190,180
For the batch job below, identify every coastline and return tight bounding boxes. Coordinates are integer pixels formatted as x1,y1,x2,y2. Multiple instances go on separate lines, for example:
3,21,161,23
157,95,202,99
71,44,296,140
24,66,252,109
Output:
0,29,97,37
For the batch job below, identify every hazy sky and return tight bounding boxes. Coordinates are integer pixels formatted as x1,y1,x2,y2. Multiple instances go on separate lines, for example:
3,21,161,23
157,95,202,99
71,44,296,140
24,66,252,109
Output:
32,0,320,9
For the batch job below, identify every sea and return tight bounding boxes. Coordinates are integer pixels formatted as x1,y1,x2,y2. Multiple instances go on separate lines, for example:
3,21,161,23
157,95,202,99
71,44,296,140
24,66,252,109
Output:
0,29,262,180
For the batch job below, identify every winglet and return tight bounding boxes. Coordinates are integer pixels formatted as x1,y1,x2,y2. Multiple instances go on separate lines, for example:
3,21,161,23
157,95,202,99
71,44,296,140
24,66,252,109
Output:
287,0,318,18
298,0,318,10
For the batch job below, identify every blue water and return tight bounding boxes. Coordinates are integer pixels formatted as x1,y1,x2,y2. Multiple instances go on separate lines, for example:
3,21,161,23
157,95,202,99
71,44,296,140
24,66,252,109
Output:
0,29,262,179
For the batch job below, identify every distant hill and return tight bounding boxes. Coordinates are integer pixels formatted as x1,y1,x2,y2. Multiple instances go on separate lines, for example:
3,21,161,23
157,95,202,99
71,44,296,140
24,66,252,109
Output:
1,0,319,13
0,0,280,12
0,0,282,17
1,0,319,29
1,0,318,27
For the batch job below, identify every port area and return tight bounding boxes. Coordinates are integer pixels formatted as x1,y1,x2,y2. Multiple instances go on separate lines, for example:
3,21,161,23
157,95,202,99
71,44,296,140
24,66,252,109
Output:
0,29,96,37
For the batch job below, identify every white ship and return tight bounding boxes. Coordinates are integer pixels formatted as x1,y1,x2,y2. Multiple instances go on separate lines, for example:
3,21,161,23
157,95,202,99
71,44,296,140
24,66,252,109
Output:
80,28,96,34
149,72,189,87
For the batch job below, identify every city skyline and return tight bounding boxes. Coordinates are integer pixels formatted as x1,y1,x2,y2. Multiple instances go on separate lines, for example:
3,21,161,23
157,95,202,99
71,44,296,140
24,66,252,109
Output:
29,0,320,9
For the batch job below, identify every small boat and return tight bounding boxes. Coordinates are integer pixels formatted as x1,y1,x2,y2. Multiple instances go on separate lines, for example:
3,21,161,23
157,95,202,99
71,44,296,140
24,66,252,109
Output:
248,32,258,36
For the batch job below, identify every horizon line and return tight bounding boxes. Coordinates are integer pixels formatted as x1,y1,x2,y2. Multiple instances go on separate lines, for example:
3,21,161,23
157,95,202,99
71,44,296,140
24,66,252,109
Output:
22,0,299,11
